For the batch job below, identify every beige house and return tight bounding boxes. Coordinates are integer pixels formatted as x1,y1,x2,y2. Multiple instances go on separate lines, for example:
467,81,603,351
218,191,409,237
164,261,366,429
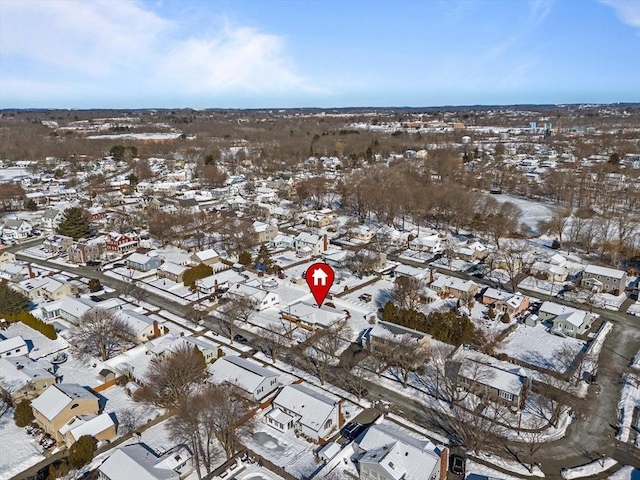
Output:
367,321,431,357
253,221,278,243
0,357,56,402
31,384,100,442
60,412,117,447
15,276,75,301
430,275,479,299
190,249,220,266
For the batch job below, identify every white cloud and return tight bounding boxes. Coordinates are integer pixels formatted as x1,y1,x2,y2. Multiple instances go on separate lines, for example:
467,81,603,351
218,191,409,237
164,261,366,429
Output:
599,0,640,27
0,0,319,104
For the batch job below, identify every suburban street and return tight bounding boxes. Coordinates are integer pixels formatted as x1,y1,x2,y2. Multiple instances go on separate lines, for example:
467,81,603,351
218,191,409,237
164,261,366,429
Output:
10,245,640,477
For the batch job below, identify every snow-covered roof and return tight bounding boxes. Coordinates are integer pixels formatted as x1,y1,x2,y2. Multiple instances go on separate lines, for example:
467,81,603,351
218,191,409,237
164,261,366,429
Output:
31,384,97,421
117,309,155,335
584,264,625,279
393,264,429,280
357,423,441,480
208,356,278,394
128,253,154,265
281,301,346,328
99,443,190,480
273,384,338,433
226,282,273,303
430,275,477,293
193,249,218,261
295,232,321,244
0,357,55,392
483,288,512,302
59,412,115,441
0,335,27,355
158,262,188,276
369,321,430,343
459,358,524,396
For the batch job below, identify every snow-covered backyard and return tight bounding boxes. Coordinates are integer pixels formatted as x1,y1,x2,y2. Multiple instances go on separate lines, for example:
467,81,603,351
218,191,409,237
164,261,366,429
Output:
0,408,46,480
491,194,555,232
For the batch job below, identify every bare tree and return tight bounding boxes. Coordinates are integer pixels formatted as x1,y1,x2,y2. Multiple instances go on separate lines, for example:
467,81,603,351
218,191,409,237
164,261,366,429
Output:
518,416,547,473
0,382,12,419
388,336,431,388
262,323,290,363
71,308,134,361
221,294,258,343
141,343,207,408
391,276,424,311
539,207,572,249
298,320,352,385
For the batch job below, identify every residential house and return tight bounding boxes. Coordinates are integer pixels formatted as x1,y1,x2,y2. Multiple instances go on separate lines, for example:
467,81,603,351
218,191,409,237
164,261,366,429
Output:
482,288,530,317
1,218,32,242
117,310,164,343
157,262,188,283
195,270,246,295
409,234,443,254
189,249,219,267
392,264,431,282
208,356,280,402
321,249,350,268
68,238,104,264
41,296,124,324
366,321,431,357
530,261,569,283
304,210,335,228
14,276,75,301
430,275,478,299
147,334,221,364
0,356,56,401
225,282,279,310
350,225,375,243
98,443,193,480
253,221,278,243
59,412,117,448
266,383,341,443
295,232,327,257
281,301,348,330
538,301,597,337
454,241,489,262
127,253,162,272
43,234,74,255
355,423,444,480
0,261,25,283
0,335,28,358
269,234,295,249
41,209,63,232
31,383,100,442
581,264,627,295
105,232,139,254
446,350,531,410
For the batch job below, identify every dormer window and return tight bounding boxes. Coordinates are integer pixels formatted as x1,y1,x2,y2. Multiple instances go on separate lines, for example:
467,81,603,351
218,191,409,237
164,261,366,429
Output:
71,403,79,409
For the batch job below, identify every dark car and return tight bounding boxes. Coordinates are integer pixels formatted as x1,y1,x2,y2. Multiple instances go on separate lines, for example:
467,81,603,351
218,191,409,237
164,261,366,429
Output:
341,422,366,441
87,261,102,267
89,295,104,303
234,334,248,344
450,454,466,475
113,262,126,268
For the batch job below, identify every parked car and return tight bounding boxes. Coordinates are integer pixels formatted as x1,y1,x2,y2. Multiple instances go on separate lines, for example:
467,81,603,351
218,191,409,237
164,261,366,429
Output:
87,261,102,267
359,293,372,302
341,422,366,441
90,295,103,303
234,334,248,344
450,454,466,476
113,262,125,268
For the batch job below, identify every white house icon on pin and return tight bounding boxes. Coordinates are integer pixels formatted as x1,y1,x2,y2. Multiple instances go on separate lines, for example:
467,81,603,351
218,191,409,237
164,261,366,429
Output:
312,268,328,286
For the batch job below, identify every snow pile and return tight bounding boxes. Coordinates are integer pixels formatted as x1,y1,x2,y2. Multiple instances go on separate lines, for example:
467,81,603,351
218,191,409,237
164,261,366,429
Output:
474,451,544,477
466,459,526,480
632,349,640,370
608,466,640,480
616,373,640,444
561,458,617,479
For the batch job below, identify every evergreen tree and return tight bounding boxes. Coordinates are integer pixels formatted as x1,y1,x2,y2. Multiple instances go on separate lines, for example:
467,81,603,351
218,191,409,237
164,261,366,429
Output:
25,199,37,211
57,207,90,240
0,283,29,315
68,435,97,468
14,400,34,427
238,251,252,266
183,264,214,289
255,245,272,267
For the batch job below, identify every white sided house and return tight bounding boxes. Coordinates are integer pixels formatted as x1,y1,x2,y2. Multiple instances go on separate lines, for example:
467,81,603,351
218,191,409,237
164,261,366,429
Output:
295,232,327,257
0,335,28,358
225,282,279,310
266,383,341,443
280,301,348,330
207,355,279,402
98,443,193,480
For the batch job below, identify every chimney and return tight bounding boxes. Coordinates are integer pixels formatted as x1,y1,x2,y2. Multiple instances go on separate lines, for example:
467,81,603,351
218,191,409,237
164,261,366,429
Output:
152,320,160,338
27,263,35,279
323,234,328,252
214,279,218,291
180,331,184,337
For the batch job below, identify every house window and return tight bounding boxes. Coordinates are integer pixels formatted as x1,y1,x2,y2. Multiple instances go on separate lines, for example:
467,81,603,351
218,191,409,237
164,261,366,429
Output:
324,418,333,430
499,391,514,401
71,403,79,409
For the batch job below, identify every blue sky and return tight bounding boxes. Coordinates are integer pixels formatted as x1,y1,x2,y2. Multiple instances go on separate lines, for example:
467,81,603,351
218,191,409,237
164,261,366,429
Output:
1,0,639,108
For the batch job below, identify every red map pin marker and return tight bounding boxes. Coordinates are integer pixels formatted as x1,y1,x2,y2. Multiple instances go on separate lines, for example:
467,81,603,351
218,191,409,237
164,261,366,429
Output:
305,263,335,308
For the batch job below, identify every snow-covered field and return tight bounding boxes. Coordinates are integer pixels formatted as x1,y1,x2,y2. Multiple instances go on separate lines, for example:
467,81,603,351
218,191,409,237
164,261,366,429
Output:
0,408,46,480
0,167,29,182
608,466,640,480
491,194,555,232
518,276,567,297
2,321,69,359
496,323,587,374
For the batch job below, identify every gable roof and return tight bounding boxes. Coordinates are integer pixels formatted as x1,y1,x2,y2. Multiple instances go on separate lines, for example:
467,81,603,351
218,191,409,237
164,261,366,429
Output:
0,357,55,392
584,264,625,279
32,384,97,421
99,443,191,480
0,335,27,355
273,384,338,433
208,356,278,394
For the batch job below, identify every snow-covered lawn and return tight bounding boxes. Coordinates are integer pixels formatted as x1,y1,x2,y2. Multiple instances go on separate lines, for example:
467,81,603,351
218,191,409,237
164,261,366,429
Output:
99,385,164,431
616,373,640,445
2,321,69,359
561,457,618,479
0,408,46,480
495,323,587,374
465,459,525,480
473,451,544,477
143,276,199,301
431,257,476,273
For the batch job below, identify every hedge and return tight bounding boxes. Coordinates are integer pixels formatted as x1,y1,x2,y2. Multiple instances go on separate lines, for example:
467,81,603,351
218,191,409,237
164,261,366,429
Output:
6,310,57,340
